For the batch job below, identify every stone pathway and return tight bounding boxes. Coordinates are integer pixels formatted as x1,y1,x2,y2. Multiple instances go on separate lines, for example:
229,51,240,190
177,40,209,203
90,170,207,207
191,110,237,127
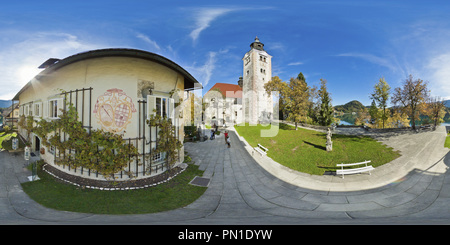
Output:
183,125,450,223
0,125,450,224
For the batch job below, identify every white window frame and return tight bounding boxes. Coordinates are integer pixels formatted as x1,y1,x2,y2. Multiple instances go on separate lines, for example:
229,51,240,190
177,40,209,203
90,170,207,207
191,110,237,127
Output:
147,95,175,161
29,104,34,117
48,98,63,119
34,102,42,118
49,145,55,155
147,95,174,121
24,104,29,116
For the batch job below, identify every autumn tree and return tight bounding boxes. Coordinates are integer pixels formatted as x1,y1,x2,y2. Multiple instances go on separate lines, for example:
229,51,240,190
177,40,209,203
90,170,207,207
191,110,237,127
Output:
370,77,391,128
426,96,446,127
386,109,410,128
392,75,430,130
355,108,369,126
264,75,310,129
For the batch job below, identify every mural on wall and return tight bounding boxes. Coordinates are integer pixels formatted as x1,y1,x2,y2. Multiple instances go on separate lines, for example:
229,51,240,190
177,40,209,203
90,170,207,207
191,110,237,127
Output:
93,88,137,133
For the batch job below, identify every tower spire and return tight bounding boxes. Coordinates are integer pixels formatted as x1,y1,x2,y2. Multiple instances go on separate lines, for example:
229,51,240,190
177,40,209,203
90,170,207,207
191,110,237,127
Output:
250,36,264,51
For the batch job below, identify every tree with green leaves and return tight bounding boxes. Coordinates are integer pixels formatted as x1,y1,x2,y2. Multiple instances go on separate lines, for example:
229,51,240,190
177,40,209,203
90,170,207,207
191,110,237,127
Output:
368,99,379,125
317,79,333,126
370,77,391,128
297,72,306,82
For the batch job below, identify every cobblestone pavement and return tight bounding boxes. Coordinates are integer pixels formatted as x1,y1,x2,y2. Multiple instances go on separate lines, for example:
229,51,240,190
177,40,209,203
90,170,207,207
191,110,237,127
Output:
1,125,450,224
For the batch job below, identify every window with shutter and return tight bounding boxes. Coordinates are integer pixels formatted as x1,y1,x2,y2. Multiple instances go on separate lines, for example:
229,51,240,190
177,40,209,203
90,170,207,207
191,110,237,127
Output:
43,101,48,118
146,95,176,162
147,95,173,119
24,105,29,116
34,102,42,118
48,98,63,119
147,95,156,119
169,98,175,122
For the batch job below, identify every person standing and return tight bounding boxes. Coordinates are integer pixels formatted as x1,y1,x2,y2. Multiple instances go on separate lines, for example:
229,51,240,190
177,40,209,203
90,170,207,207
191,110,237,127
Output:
227,135,231,148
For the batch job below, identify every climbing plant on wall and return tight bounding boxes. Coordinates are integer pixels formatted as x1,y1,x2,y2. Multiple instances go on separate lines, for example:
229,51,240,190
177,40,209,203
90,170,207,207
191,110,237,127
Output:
32,95,139,180
18,114,34,142
146,112,182,172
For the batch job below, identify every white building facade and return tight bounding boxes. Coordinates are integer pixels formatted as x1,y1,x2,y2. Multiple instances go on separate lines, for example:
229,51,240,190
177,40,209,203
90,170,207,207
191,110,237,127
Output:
203,83,243,126
13,48,201,181
242,37,274,124
205,37,274,126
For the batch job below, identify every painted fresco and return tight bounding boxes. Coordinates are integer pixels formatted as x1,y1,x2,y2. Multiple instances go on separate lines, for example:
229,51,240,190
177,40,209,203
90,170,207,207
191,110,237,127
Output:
93,88,136,133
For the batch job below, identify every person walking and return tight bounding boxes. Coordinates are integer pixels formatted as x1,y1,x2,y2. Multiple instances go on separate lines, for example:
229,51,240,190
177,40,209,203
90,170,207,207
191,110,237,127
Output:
224,131,228,144
227,135,231,148
210,129,215,140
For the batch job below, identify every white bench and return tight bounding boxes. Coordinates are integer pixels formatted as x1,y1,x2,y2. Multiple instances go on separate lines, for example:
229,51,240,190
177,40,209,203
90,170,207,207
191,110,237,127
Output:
254,144,268,156
336,160,373,179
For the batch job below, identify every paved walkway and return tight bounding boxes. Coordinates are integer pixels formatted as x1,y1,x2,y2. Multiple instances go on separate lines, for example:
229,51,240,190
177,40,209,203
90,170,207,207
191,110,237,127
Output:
1,125,450,224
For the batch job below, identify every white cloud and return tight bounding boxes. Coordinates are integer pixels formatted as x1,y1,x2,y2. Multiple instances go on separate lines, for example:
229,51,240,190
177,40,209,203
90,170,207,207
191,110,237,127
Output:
287,61,304,66
0,31,104,100
426,53,450,100
388,20,450,100
187,49,229,88
136,33,161,51
187,6,275,43
189,8,234,43
336,52,403,74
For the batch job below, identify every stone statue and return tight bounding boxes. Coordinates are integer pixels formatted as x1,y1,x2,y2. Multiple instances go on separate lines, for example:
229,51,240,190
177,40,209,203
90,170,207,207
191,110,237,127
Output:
326,128,333,152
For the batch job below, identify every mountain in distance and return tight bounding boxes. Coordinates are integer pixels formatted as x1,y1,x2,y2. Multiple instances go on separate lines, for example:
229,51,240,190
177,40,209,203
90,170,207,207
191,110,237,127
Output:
0,100,13,108
1,98,449,111
335,99,450,113
334,100,366,113
444,100,450,108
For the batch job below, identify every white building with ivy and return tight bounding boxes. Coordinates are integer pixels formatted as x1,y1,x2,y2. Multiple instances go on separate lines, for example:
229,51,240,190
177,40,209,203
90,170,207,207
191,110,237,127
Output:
13,48,202,182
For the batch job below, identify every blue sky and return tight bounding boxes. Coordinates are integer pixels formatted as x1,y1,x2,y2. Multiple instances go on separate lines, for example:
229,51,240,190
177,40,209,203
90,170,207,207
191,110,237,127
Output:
1,1,450,106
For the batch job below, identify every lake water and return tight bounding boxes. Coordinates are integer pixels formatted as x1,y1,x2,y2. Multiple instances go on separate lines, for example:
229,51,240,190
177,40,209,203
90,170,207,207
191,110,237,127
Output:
338,120,450,127
338,120,353,125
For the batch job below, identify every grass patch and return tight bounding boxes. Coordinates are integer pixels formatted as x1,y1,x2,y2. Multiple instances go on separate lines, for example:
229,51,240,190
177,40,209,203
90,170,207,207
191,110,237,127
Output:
235,123,401,175
445,133,450,149
0,132,26,151
0,132,18,150
21,161,207,214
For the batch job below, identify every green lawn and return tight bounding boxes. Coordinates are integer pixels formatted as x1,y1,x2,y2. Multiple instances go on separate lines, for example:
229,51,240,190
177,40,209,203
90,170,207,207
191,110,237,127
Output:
0,132,16,147
445,133,450,148
21,161,207,214
235,123,401,175
0,132,24,150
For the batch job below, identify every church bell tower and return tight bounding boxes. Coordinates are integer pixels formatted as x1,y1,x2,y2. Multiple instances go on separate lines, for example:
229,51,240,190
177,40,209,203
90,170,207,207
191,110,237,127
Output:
242,37,273,124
